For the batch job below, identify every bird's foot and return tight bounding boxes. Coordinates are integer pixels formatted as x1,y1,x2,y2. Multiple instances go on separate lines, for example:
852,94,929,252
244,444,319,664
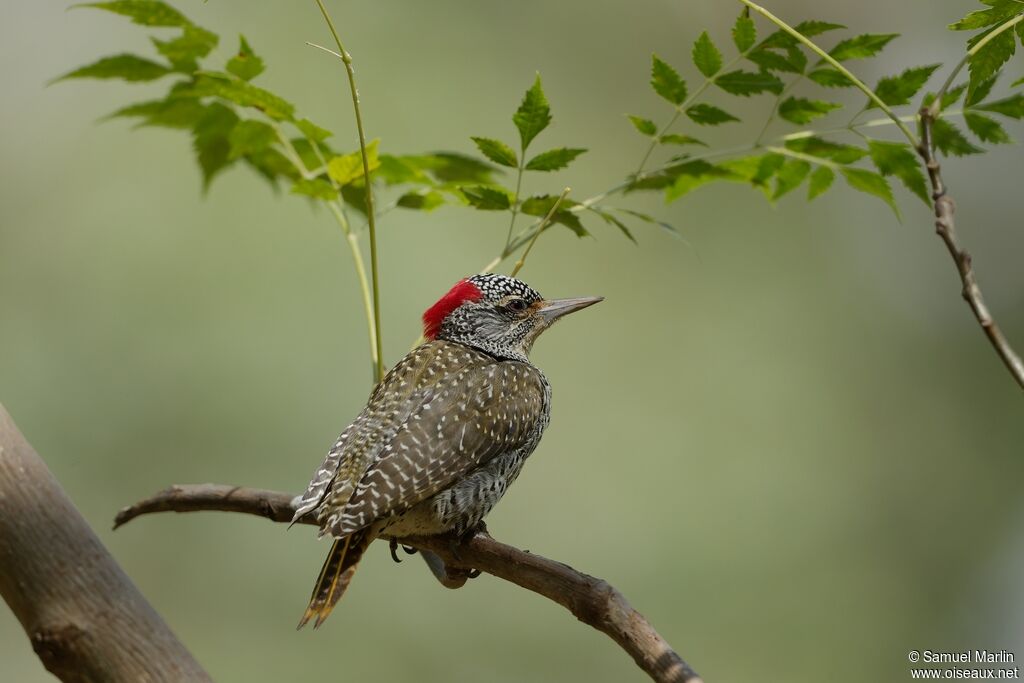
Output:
389,538,419,563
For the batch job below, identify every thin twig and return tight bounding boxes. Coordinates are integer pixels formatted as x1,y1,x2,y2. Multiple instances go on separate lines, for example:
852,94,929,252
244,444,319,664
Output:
916,108,1024,389
113,484,702,683
314,0,385,383
509,187,571,277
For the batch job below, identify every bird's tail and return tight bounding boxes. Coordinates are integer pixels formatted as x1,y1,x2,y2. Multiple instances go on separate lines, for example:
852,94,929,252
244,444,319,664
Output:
297,529,375,629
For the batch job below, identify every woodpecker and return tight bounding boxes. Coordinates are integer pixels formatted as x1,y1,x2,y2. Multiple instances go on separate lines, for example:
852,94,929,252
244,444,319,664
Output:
292,273,601,628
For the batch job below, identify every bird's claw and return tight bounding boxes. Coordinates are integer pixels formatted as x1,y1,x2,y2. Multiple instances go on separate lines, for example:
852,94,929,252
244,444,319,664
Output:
390,538,419,563
390,538,402,563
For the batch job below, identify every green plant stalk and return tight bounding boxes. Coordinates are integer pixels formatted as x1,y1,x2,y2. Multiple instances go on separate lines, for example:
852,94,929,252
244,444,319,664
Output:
765,145,840,170
636,53,745,174
930,13,1024,115
737,0,919,147
330,203,379,379
509,188,571,278
504,162,526,255
315,0,385,383
272,123,380,377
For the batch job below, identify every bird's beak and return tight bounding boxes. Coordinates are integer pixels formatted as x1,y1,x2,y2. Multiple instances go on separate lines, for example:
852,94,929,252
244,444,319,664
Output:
537,296,604,324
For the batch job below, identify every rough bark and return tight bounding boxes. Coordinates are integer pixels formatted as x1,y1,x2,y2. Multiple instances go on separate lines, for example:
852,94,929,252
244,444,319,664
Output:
0,403,211,683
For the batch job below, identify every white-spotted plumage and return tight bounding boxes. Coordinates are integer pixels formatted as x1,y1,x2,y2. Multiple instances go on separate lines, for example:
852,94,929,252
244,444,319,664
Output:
295,274,598,629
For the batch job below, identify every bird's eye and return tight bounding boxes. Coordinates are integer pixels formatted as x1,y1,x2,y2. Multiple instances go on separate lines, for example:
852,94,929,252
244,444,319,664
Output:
507,298,528,313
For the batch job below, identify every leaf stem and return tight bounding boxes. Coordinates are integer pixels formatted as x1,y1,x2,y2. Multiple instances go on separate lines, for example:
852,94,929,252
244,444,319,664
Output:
754,75,802,146
504,163,526,255
737,0,918,147
509,188,571,278
314,0,385,383
764,145,840,170
929,13,1024,116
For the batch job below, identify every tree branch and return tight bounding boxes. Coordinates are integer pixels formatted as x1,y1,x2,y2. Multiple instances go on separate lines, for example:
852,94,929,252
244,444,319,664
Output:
917,110,1024,390
0,404,211,682
114,484,703,683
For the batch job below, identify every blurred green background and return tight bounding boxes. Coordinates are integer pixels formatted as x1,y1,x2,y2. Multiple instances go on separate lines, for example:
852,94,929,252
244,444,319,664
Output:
2,1,1023,681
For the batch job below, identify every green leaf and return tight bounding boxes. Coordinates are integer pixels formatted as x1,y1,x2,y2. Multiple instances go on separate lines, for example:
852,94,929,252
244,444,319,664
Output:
375,155,430,185
470,137,518,168
872,64,941,107
226,35,265,81
807,166,834,200
964,111,1011,143
289,138,324,171
686,103,739,125
192,103,239,190
747,46,806,74
227,119,276,160
773,159,812,199
295,118,332,143
759,20,845,48
462,185,512,210
651,55,688,105
785,136,866,163
589,208,637,244
659,133,706,147
54,54,170,82
966,75,998,107
327,139,381,185
950,2,1024,31
152,26,218,71
291,177,337,200
975,92,1024,118
183,72,295,120
720,153,785,189
692,32,723,77
397,190,445,211
867,140,929,205
402,153,497,184
75,0,191,27
733,14,757,52
525,147,587,171
778,97,841,124
1013,75,1024,87
512,75,551,150
923,83,968,111
841,167,898,217
615,208,681,237
715,70,784,96
931,118,984,156
829,33,899,61
967,29,1016,105
807,67,854,88
245,147,296,186
106,98,209,129
628,115,658,136
520,195,587,236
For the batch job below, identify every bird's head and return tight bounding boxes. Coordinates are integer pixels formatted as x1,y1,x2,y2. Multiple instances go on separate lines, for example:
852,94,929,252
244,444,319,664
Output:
422,274,602,362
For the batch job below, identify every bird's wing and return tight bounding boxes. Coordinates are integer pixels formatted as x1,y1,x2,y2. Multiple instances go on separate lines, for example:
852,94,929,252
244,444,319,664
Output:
323,360,547,537
290,386,434,524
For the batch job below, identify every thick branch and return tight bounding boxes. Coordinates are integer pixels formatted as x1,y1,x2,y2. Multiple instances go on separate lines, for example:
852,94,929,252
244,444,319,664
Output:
0,404,211,682
917,110,1024,390
115,484,703,683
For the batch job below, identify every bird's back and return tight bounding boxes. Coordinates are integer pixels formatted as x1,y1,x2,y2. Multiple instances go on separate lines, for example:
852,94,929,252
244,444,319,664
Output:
292,339,549,537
